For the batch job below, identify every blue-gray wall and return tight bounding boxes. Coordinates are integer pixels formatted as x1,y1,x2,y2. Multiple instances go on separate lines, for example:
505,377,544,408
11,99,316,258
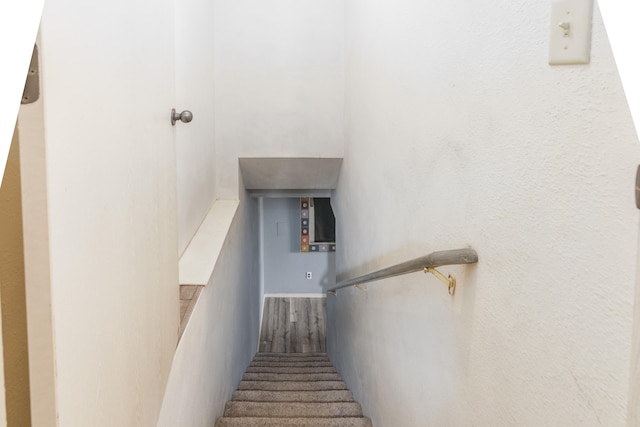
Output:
263,198,335,294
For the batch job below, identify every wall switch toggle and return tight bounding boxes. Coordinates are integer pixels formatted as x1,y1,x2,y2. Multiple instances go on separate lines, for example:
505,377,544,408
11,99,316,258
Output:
558,21,570,36
548,0,593,65
306,272,312,279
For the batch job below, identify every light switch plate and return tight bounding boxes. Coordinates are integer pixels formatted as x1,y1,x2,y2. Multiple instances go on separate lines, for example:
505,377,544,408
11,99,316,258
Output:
549,0,594,65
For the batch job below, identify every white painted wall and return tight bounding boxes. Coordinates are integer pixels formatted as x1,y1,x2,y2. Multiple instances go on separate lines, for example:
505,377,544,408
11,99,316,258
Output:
263,198,335,294
175,0,217,255
596,3,640,424
328,1,639,426
213,0,345,199
36,0,179,424
158,189,260,427
0,0,44,180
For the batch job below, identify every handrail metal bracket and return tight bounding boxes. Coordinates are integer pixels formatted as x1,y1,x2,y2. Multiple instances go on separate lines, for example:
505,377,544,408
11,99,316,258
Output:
424,267,456,296
327,290,337,297
354,284,365,291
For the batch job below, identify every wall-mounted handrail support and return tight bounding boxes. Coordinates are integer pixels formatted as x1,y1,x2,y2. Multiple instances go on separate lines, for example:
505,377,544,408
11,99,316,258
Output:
327,248,477,297
424,267,456,295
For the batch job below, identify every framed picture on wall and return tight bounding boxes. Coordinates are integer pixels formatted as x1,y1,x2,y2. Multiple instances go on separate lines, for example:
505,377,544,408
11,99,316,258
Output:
300,197,336,253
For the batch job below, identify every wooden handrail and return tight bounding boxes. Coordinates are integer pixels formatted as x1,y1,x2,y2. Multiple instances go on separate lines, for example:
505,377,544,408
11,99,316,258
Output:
328,248,478,296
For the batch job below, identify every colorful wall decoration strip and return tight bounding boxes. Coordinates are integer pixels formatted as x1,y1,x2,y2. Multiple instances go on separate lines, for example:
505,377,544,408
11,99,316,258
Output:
300,197,336,253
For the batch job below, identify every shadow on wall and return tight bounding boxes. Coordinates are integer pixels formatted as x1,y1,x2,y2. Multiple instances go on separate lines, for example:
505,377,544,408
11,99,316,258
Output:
331,243,480,309
326,248,480,426
319,269,336,293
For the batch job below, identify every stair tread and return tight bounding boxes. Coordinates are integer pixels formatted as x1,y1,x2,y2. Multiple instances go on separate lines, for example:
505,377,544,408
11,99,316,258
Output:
215,417,373,427
253,357,331,363
251,361,335,367
224,401,363,418
238,380,348,391
256,351,327,356
232,389,354,402
242,372,342,382
246,366,337,374
257,352,328,357
216,353,371,426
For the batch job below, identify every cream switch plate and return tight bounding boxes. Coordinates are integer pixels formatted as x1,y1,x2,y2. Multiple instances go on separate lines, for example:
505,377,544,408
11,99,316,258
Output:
549,0,594,65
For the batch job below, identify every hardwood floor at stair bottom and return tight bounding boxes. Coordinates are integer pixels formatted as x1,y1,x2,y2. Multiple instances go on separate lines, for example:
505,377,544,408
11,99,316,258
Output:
259,297,326,353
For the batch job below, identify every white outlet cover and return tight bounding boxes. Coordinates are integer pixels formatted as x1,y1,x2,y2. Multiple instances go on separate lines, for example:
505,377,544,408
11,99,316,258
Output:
549,0,593,65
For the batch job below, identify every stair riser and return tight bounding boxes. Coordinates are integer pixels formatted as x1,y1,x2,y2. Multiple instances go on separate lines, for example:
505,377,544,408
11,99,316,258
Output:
223,401,363,418
255,352,329,359
215,353,372,427
215,417,373,427
242,373,342,382
232,389,354,402
251,361,334,368
237,380,348,391
253,357,330,363
245,366,337,374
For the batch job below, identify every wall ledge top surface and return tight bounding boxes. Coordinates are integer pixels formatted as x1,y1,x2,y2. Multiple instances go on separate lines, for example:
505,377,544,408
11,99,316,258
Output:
178,199,239,285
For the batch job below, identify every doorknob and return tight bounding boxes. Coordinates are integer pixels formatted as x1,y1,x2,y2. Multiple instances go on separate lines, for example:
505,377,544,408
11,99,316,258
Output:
171,108,193,126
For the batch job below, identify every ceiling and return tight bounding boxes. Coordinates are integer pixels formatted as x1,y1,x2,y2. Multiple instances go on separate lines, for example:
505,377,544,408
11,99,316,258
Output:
239,157,343,192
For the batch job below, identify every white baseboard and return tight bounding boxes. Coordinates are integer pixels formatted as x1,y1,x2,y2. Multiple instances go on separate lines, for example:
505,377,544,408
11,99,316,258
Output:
263,293,326,298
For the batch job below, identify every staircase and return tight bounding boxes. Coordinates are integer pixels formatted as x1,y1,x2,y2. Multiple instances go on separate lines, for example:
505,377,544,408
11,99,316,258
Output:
215,352,373,427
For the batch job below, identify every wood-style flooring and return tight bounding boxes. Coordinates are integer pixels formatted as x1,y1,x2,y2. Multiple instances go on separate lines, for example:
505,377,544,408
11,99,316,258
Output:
259,297,326,353
180,285,203,339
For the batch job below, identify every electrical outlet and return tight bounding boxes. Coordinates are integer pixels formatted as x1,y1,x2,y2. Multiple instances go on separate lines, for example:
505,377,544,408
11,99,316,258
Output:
306,272,312,280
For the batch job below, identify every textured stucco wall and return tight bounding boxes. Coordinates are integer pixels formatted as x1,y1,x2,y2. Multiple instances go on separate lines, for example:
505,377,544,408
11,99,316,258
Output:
328,1,640,426
213,0,345,198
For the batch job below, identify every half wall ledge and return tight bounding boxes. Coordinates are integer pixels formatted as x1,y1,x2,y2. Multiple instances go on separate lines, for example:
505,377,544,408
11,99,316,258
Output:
178,199,239,285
